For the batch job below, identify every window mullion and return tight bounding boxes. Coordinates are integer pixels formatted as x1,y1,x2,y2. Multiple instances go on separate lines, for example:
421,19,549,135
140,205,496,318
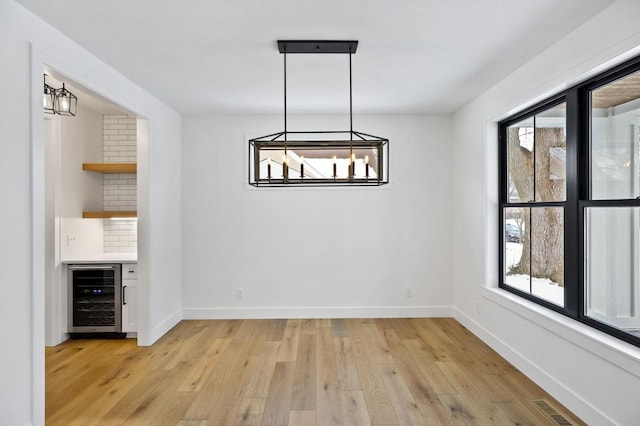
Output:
533,115,537,202
564,88,581,318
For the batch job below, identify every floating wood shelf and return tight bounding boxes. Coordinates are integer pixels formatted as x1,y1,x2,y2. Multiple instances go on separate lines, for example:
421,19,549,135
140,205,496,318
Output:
82,211,137,219
82,163,137,174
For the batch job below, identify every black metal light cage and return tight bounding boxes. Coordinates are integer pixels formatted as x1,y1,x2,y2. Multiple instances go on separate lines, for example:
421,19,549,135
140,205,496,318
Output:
54,82,78,116
43,75,78,116
248,40,390,187
43,75,56,115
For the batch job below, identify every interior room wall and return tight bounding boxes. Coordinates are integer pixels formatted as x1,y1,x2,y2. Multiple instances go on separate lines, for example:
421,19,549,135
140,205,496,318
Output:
1,1,47,421
60,104,104,216
59,103,105,259
451,0,640,424
0,0,182,423
181,114,453,318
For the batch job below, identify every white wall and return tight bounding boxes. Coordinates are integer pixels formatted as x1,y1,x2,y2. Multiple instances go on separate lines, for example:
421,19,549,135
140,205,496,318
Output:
182,114,453,318
61,104,104,217
58,103,105,259
452,0,640,424
0,2,42,423
0,0,182,423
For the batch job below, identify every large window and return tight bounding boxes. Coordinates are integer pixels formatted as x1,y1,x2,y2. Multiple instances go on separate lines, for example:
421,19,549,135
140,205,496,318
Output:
502,102,567,307
499,56,640,347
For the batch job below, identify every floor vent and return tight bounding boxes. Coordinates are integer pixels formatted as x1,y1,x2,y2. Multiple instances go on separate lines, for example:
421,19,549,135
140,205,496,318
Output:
532,399,572,425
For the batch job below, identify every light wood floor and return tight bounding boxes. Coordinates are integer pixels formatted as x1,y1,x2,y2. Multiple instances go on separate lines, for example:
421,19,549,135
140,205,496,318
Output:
46,318,583,425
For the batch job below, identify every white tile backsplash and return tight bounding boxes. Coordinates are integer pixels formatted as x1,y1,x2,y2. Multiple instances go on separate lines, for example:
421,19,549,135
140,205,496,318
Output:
103,114,137,253
103,218,138,252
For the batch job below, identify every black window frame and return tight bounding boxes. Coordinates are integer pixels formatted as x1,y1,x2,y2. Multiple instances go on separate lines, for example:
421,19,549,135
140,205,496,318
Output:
498,54,640,348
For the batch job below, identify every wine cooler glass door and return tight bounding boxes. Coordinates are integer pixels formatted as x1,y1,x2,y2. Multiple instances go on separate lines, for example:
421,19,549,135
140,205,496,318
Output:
68,264,122,333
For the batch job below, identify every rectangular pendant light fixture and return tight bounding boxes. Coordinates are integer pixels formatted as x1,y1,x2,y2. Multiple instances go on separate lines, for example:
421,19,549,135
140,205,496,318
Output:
248,40,389,187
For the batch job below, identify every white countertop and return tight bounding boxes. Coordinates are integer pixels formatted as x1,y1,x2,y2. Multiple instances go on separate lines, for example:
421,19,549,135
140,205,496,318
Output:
62,252,137,263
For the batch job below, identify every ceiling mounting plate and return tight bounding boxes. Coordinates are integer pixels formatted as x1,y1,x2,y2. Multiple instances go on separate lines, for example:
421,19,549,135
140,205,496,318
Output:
277,40,358,54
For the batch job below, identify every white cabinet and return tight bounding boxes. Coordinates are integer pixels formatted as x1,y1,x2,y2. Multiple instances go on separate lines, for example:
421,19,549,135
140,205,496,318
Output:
121,263,137,333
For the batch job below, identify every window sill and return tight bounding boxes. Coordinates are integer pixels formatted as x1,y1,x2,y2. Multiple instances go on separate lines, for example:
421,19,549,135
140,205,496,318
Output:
483,286,640,379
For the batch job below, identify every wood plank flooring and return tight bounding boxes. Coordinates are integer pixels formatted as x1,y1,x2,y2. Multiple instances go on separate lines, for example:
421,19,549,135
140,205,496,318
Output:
46,318,584,425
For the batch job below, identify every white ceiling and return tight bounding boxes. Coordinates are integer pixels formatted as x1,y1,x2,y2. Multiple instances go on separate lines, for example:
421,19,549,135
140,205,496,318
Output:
18,0,613,115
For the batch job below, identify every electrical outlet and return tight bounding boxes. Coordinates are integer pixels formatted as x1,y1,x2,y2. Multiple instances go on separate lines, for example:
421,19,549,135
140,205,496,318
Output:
66,234,77,246
236,288,244,299
405,286,412,298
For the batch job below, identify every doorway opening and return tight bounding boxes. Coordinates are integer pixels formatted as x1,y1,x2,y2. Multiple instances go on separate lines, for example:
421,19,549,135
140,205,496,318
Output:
43,67,145,346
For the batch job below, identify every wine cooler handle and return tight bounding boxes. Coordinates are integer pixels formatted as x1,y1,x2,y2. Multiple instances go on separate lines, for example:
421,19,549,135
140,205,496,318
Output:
69,265,115,270
122,286,127,305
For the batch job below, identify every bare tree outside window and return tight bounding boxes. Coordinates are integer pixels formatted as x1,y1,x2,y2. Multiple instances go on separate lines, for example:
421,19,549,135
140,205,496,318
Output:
504,105,566,305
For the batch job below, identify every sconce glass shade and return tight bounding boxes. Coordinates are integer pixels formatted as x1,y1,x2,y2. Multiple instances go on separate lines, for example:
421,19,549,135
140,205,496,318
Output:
248,130,389,186
54,83,77,116
43,76,56,114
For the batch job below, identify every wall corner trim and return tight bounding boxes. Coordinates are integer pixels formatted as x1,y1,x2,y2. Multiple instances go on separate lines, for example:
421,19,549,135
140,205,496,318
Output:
144,309,183,346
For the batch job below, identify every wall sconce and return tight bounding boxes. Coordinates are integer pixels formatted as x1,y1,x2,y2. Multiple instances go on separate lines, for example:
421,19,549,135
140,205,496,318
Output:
44,75,78,116
43,75,56,115
54,83,78,116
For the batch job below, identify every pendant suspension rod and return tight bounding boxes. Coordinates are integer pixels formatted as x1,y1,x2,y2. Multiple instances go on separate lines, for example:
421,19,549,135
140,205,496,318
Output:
349,49,354,179
283,47,288,181
349,49,353,135
284,48,287,141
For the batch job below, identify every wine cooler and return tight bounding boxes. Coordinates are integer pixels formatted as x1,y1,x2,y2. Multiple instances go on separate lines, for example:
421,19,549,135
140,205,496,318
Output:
68,264,123,336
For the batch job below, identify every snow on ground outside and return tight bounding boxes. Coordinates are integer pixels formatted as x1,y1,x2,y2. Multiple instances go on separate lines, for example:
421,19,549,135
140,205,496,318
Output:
504,242,564,306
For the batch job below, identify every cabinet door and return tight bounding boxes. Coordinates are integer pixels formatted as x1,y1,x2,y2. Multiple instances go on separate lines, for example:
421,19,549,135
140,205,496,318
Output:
121,263,137,333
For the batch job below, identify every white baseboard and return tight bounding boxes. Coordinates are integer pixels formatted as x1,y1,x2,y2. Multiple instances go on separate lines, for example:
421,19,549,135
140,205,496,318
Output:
149,309,183,344
182,305,452,320
453,307,613,425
